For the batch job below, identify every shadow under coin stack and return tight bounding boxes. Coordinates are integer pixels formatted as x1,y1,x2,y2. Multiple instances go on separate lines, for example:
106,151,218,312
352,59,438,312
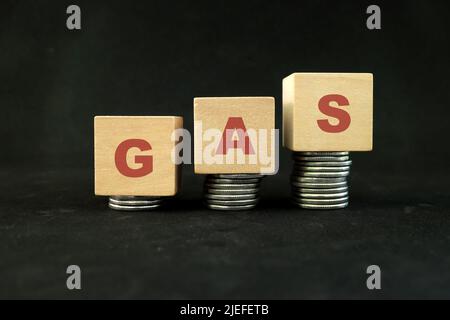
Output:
108,196,163,211
203,174,264,211
291,152,351,209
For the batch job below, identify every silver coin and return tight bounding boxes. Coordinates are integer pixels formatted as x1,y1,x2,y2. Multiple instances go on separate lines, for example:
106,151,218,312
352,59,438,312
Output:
296,160,352,167
206,187,259,195
109,198,162,206
293,196,349,204
292,181,348,189
296,151,349,156
291,176,347,183
295,166,351,172
110,196,161,201
205,203,257,211
295,191,349,199
294,155,350,162
211,174,264,179
108,202,161,211
206,198,259,206
292,202,348,210
205,193,258,200
108,196,163,211
206,178,260,184
205,183,259,189
293,186,348,194
298,171,350,178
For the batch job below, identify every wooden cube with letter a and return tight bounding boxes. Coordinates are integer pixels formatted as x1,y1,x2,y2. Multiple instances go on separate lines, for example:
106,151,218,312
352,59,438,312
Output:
194,97,276,174
94,116,183,196
283,73,373,151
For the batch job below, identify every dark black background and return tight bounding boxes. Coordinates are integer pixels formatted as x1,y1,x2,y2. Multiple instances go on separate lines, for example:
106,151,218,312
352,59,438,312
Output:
1,0,449,299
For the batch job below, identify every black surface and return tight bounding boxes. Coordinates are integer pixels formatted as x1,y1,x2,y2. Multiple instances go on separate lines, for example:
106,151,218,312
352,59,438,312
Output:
1,164,449,299
1,0,450,299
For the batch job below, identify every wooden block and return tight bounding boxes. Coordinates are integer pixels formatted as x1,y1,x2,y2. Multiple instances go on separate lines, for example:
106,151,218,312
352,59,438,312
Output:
94,116,183,196
194,97,276,174
283,73,373,151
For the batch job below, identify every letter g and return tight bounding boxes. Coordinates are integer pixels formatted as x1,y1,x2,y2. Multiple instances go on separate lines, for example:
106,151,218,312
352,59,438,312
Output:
115,139,153,177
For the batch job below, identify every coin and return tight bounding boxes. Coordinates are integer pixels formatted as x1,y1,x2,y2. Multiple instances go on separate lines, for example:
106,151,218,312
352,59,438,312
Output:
295,191,349,199
205,183,259,189
108,202,161,211
297,171,350,178
291,176,347,183
206,198,259,206
292,202,349,209
206,187,259,195
296,151,349,156
206,178,260,184
205,203,257,211
294,155,350,162
211,174,264,179
293,196,349,204
293,186,348,194
295,160,352,167
109,197,162,206
205,193,258,200
294,165,351,172
293,182,348,189
108,196,163,211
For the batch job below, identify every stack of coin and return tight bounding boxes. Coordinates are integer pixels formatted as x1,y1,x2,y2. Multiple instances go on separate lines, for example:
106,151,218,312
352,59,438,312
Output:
108,196,163,211
291,152,351,209
204,174,263,211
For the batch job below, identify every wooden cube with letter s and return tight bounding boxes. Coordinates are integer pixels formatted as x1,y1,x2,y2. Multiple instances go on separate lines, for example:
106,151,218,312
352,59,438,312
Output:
283,72,373,151
283,73,373,209
94,116,183,211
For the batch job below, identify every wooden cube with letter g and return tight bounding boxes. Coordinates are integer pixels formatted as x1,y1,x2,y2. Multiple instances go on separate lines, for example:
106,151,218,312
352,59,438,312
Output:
94,116,183,196
283,73,373,151
194,97,276,174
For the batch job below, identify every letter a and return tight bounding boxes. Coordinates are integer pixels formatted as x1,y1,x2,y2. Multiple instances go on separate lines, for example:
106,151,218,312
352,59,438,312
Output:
366,5,381,30
66,5,81,30
66,265,81,290
216,117,255,155
366,265,381,290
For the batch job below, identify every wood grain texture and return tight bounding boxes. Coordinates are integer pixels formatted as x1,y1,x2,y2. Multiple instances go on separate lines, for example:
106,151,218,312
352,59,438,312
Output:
283,73,373,151
194,97,276,174
94,116,183,196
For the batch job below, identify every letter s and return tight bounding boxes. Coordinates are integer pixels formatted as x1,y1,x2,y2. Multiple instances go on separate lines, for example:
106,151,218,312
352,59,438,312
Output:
115,139,153,177
317,94,351,133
